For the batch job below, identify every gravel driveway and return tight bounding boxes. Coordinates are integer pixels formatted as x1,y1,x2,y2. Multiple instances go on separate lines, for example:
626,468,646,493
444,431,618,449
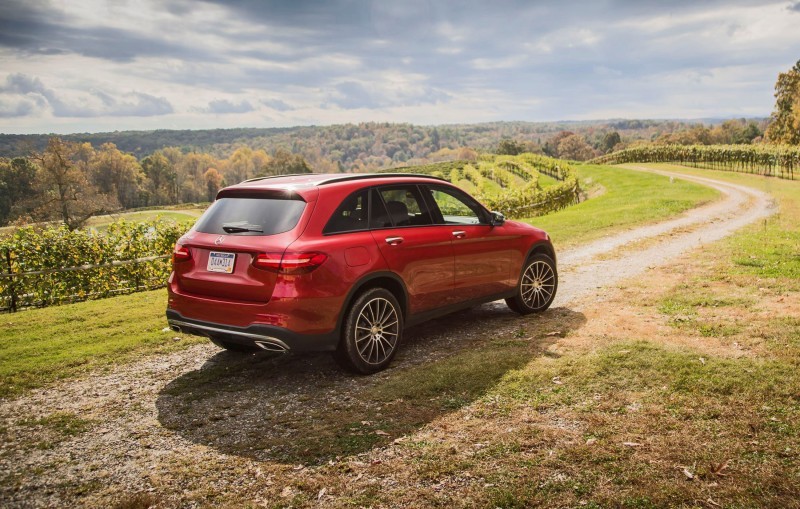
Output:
0,167,776,508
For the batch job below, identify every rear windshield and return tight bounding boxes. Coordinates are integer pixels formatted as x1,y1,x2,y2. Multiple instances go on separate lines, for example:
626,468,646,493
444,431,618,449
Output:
194,197,306,236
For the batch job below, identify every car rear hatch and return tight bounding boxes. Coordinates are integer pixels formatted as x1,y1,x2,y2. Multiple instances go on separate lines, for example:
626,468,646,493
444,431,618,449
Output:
172,188,313,302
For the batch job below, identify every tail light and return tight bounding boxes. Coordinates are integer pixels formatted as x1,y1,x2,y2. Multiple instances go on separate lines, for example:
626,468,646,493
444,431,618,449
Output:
173,244,191,263
254,252,327,274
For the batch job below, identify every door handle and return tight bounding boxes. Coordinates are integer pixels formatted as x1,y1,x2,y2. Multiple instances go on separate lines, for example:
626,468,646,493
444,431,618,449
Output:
385,236,404,246
452,230,466,239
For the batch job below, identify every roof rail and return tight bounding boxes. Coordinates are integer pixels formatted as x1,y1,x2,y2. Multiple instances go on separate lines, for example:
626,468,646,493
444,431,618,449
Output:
241,173,325,183
239,172,449,186
316,173,448,186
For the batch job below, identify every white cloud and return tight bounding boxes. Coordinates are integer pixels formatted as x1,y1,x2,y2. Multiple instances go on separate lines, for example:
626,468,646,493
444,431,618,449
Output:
0,0,797,133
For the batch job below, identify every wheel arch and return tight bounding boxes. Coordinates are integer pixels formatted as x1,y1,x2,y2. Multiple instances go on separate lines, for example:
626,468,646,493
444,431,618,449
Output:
525,240,557,265
336,271,409,336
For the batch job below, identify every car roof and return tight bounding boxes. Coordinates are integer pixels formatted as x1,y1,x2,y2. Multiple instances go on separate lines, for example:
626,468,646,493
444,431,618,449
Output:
221,173,449,201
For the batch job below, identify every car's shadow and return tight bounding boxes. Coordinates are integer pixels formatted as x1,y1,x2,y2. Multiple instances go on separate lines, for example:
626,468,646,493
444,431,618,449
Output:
156,303,586,465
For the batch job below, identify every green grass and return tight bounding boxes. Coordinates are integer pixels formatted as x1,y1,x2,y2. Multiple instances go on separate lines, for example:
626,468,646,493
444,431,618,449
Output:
86,209,202,231
0,207,206,236
527,164,720,248
537,172,560,188
639,163,800,285
18,411,94,436
0,290,203,397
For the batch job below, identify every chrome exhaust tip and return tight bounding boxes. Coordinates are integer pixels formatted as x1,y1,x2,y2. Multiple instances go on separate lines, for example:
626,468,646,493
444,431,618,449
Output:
254,340,288,353
170,324,182,333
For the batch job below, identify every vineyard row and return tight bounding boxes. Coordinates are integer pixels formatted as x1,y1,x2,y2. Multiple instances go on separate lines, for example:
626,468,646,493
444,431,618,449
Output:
591,144,800,180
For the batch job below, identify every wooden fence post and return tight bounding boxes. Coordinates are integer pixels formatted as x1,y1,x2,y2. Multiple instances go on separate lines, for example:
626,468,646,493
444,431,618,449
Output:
5,248,16,313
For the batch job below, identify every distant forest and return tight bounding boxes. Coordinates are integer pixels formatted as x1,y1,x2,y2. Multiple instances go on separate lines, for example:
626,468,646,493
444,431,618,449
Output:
0,118,767,170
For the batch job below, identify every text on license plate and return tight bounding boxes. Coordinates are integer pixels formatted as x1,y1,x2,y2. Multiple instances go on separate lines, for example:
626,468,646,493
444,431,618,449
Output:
207,251,235,273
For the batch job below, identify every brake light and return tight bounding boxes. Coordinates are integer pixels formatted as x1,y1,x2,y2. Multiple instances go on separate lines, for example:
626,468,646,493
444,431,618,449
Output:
173,244,191,263
253,252,328,273
253,252,282,270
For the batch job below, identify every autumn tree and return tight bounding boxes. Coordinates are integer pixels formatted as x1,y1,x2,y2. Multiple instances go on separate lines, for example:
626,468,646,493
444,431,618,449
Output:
0,157,38,225
544,131,575,157
203,168,224,201
765,60,800,145
265,148,311,175
556,134,596,161
141,151,177,205
30,137,119,230
175,152,220,202
601,131,622,153
90,143,147,208
496,139,526,156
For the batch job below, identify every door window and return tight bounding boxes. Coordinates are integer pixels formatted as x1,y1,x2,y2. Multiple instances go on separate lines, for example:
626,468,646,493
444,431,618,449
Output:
426,186,489,225
372,185,433,228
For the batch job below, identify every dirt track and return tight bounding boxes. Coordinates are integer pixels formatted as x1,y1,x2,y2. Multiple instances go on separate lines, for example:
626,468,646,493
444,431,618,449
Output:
0,167,777,508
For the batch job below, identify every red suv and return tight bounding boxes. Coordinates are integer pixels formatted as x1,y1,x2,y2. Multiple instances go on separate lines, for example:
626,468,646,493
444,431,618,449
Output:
167,173,557,373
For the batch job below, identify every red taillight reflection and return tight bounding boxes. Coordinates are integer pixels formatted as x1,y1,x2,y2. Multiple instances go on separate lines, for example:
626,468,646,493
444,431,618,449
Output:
254,252,327,273
173,244,191,263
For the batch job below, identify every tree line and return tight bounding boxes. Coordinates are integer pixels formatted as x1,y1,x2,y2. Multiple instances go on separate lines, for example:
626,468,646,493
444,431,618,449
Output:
0,138,312,229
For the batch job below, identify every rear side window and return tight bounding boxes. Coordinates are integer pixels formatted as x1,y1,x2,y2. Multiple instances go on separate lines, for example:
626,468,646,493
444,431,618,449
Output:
194,197,306,236
323,189,369,234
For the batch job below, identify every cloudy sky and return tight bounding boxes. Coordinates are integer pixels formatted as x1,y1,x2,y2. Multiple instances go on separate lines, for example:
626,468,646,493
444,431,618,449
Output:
1,0,799,134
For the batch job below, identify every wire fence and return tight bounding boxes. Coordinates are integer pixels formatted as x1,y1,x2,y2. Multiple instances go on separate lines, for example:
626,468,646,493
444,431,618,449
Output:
1,249,172,312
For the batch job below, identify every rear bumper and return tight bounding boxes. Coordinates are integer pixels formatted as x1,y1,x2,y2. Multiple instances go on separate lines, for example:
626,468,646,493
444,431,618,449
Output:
166,310,340,353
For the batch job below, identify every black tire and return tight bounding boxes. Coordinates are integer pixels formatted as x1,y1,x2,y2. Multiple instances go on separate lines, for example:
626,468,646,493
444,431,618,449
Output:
506,253,558,314
209,337,260,353
334,287,403,374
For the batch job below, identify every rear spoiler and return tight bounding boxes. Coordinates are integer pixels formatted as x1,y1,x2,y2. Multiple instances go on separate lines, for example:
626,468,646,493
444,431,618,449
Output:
215,188,306,201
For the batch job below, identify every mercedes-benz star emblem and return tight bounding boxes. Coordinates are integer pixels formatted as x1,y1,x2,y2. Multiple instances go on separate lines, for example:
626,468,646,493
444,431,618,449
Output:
214,236,225,245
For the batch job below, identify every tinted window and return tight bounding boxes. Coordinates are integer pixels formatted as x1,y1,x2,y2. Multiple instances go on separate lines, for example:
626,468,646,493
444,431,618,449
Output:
426,186,488,225
194,197,306,236
323,189,369,234
370,188,392,229
375,185,433,227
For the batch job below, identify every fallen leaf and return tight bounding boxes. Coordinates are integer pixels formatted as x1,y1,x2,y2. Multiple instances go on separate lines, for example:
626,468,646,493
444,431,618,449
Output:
710,459,730,477
375,430,389,436
699,357,706,365
317,488,327,500
545,331,562,337
706,497,721,507
585,438,597,445
552,376,563,385
623,442,642,447
682,467,694,480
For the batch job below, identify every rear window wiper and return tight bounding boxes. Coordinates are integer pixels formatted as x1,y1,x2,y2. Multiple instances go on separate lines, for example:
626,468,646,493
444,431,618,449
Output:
222,225,263,233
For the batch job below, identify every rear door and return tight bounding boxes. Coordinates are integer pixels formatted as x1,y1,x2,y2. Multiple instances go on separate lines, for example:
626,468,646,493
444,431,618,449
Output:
173,191,310,302
422,184,514,300
369,185,455,314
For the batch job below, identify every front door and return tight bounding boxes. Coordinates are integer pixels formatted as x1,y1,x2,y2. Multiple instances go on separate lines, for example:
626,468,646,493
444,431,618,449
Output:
423,184,514,300
369,185,455,314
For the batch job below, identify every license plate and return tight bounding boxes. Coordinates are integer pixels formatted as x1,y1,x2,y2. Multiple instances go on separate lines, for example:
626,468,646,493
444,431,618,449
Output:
207,251,235,273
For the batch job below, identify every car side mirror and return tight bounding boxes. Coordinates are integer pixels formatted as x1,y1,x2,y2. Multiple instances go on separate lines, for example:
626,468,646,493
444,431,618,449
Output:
490,211,505,226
